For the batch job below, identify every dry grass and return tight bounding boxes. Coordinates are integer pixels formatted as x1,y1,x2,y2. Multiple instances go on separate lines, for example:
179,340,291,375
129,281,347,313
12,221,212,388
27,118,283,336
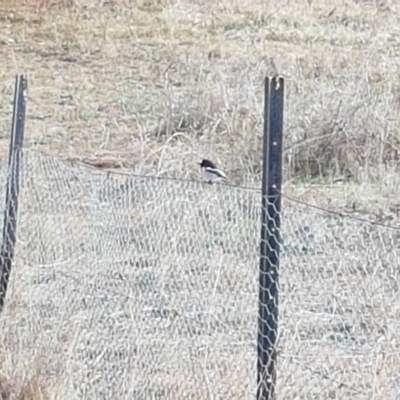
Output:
0,149,396,399
1,0,400,398
0,364,49,400
1,0,400,186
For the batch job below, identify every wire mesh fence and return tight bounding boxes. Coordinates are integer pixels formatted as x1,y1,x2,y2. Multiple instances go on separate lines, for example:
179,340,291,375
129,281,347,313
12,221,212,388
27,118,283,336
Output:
0,148,399,399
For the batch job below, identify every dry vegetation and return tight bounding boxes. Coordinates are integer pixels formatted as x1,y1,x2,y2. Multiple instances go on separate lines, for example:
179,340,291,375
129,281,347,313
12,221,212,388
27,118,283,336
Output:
1,0,400,186
0,0,400,398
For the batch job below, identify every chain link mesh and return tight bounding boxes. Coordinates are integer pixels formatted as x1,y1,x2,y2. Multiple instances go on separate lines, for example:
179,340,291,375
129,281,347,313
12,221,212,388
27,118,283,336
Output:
0,148,399,399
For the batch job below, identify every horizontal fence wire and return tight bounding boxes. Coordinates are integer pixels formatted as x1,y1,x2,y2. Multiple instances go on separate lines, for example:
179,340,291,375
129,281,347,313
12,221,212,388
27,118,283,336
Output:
0,148,399,399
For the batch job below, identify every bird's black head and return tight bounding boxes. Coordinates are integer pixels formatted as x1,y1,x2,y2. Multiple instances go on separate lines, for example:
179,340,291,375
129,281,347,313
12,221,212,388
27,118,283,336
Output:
199,159,217,169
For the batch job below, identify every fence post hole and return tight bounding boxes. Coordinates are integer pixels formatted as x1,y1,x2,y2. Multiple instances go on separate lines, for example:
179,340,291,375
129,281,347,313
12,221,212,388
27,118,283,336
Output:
0,75,27,315
257,76,284,400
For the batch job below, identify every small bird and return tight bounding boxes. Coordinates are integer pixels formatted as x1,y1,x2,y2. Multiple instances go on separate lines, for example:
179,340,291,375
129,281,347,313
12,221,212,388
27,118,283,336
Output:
199,159,228,184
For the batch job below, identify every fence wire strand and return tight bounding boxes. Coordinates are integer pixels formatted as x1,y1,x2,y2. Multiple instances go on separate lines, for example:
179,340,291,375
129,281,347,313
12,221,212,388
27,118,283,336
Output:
0,148,399,399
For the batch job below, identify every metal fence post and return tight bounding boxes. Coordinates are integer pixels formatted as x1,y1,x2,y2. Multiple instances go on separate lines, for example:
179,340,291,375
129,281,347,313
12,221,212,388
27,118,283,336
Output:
257,76,284,400
0,75,27,315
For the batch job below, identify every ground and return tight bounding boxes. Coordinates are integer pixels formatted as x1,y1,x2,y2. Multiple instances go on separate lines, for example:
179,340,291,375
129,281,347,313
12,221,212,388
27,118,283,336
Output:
0,0,400,399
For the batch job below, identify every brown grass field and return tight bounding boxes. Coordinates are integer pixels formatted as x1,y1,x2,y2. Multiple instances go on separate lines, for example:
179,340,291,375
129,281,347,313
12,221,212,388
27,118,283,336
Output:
1,0,400,398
